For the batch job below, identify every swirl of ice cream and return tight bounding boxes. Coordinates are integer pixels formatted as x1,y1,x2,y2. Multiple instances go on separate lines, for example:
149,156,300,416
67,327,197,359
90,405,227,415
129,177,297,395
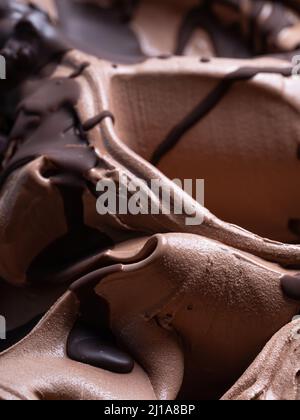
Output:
0,0,300,401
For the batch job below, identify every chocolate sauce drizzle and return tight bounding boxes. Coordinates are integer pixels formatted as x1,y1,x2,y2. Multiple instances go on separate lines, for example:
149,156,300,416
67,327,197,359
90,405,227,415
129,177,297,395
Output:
69,62,90,79
281,273,300,301
0,314,43,353
55,0,144,64
0,75,115,284
0,0,29,48
151,66,293,165
52,0,300,63
0,78,93,186
67,262,134,373
0,2,70,89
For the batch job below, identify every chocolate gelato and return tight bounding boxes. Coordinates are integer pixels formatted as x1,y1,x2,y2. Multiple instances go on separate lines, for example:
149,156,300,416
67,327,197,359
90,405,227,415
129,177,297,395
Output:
0,0,300,400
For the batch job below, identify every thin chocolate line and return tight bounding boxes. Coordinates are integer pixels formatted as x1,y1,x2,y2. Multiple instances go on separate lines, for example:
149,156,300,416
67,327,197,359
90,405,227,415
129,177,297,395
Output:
54,0,144,64
175,4,218,56
151,66,293,166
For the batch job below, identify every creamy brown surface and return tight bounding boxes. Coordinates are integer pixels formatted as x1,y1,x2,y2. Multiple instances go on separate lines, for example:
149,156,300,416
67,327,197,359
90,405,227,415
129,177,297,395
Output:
0,0,300,400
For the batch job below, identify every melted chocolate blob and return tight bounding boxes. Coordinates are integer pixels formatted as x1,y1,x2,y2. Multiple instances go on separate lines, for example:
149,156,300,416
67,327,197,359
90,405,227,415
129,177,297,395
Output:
55,0,144,64
69,62,90,79
281,273,300,300
151,66,293,165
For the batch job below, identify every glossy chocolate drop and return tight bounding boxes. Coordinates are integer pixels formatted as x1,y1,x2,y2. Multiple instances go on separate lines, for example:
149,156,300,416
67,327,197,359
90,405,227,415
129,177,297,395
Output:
281,273,300,300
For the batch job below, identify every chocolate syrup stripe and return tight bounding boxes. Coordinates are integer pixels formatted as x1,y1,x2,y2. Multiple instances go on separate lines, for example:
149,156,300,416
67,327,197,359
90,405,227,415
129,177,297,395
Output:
151,66,293,166
67,316,134,374
82,111,115,131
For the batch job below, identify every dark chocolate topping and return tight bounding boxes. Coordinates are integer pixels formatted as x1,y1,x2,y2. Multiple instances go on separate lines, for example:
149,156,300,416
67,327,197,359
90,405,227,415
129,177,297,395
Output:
1,0,300,381
1,75,115,284
176,3,251,58
69,62,90,79
55,0,144,64
210,0,298,54
281,273,300,300
0,2,69,89
0,314,43,353
151,66,293,165
27,180,113,285
0,0,29,48
0,10,132,372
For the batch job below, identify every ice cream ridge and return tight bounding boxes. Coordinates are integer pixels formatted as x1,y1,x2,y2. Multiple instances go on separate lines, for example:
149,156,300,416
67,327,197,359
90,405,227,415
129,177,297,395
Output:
0,0,300,400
